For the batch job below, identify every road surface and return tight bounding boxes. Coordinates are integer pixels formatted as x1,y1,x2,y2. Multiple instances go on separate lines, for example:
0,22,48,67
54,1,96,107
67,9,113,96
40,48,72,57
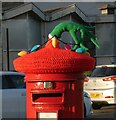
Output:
86,105,116,120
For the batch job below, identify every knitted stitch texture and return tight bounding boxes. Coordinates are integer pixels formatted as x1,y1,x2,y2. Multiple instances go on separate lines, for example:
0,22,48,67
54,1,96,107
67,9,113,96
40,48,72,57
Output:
13,39,95,74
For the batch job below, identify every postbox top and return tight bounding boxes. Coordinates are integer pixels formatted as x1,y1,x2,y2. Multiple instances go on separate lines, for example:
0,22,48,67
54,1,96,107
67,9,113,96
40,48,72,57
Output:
13,39,95,74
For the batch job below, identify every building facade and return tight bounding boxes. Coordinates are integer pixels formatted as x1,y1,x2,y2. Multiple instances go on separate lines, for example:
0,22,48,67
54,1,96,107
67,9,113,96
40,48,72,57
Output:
95,4,116,65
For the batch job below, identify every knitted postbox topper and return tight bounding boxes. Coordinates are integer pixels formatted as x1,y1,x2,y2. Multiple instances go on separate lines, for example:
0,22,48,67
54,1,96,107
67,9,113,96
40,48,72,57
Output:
13,22,99,74
14,39,95,74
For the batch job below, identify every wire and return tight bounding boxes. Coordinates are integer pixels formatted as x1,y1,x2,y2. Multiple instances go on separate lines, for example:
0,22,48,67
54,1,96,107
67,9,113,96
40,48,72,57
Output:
58,39,78,45
29,39,80,53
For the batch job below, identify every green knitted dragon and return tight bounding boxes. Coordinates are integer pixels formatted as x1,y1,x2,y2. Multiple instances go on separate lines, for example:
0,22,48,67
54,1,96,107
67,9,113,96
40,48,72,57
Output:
48,21,99,51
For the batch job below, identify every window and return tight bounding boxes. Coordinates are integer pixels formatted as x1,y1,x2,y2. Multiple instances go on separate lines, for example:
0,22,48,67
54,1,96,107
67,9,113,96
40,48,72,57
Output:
91,67,116,77
2,74,25,89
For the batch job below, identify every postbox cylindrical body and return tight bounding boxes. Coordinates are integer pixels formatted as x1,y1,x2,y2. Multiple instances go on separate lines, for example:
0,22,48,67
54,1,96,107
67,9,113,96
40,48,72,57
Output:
25,73,84,119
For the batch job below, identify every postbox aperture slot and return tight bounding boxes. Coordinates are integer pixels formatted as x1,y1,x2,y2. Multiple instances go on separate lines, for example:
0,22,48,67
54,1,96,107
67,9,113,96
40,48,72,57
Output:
32,93,63,104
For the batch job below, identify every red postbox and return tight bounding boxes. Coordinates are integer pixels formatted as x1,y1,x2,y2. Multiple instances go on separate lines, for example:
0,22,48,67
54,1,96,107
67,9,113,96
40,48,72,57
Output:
14,39,95,119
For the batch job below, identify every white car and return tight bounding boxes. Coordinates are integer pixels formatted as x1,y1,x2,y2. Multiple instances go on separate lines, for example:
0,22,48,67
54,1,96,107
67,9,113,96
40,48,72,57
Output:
0,71,92,118
0,71,26,119
84,64,116,109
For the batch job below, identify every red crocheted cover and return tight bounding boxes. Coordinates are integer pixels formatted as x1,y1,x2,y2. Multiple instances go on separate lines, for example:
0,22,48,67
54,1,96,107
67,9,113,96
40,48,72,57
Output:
13,39,95,74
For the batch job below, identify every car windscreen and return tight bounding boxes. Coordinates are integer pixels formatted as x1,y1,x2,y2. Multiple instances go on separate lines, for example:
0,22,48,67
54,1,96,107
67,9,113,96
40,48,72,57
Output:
90,67,116,77
1,74,25,89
